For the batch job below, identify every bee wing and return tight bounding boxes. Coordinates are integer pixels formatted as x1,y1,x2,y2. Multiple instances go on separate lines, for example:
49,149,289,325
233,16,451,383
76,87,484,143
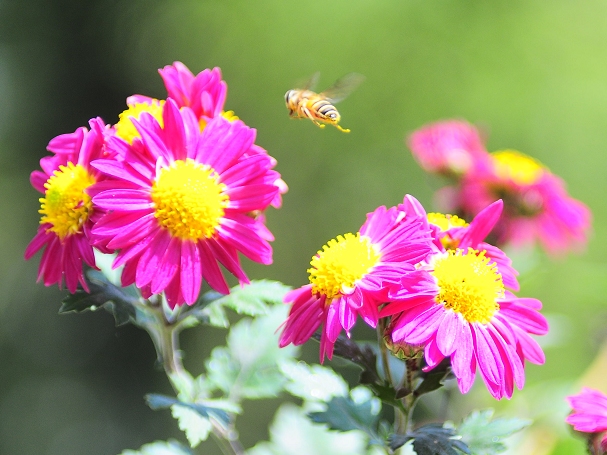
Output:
320,73,365,103
293,72,321,91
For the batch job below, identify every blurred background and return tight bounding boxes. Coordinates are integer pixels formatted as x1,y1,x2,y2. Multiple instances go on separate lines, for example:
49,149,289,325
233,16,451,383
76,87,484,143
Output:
1,0,607,454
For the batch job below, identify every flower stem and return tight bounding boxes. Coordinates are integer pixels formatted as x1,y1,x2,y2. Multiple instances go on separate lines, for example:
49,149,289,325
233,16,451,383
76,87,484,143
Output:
140,298,244,455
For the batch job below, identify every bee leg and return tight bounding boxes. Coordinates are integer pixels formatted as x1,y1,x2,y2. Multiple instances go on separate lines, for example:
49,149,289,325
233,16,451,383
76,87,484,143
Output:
334,124,351,133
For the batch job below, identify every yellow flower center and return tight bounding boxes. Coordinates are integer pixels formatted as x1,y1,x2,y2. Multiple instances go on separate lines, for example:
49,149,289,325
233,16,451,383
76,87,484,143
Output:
199,110,239,131
115,100,165,144
150,158,228,240
308,233,381,302
431,248,504,324
492,150,545,185
39,162,96,240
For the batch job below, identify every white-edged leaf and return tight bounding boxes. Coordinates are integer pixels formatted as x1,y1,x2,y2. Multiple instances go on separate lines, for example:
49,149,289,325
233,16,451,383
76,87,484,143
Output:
171,406,213,448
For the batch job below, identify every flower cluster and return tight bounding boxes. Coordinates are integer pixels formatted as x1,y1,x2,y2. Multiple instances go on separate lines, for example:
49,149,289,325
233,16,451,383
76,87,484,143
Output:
280,195,549,399
408,120,591,255
26,62,285,307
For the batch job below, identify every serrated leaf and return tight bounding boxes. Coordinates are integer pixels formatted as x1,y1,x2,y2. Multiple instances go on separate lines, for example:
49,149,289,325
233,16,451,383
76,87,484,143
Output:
246,403,369,455
205,304,298,400
389,424,470,455
191,281,291,327
145,394,231,426
457,409,531,455
171,406,212,448
59,269,139,326
120,439,193,455
308,395,382,445
279,360,349,402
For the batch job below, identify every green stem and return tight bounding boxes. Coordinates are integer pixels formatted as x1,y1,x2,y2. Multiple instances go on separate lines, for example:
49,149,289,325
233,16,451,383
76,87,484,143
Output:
377,318,394,386
141,299,245,455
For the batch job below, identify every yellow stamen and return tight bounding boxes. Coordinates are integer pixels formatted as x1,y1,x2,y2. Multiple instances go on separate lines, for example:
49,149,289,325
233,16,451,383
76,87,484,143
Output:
115,100,165,144
39,162,95,240
431,248,504,324
151,158,228,240
492,150,545,185
308,233,380,302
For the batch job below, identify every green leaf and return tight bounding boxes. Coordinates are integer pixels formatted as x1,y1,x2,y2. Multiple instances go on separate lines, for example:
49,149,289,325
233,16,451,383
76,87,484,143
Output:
308,395,382,445
59,269,139,326
145,393,231,426
205,304,299,399
414,359,452,397
120,439,193,455
457,409,531,455
170,406,212,448
191,280,291,328
246,403,369,455
279,360,349,402
389,424,470,455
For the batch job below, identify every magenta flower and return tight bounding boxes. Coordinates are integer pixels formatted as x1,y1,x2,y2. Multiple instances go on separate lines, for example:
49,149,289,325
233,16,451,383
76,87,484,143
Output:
567,388,607,453
381,200,548,399
116,62,287,209
458,150,591,255
24,118,108,293
89,98,281,307
279,199,435,361
407,120,491,176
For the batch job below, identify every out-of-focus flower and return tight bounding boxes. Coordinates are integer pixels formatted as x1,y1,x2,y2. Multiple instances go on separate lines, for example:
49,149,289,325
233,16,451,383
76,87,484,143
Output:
452,149,589,255
89,99,281,308
407,120,491,177
279,199,434,362
381,202,548,399
25,118,108,292
566,388,607,454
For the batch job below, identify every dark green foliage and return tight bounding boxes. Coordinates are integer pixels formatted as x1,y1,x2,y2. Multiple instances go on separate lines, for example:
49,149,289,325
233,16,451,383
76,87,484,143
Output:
59,269,139,326
389,423,470,455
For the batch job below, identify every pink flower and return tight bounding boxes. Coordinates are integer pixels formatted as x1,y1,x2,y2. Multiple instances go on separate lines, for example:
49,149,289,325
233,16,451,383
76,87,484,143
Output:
381,200,548,399
407,120,491,176
457,150,591,255
279,199,435,361
89,98,281,307
118,62,287,209
566,388,607,453
24,118,108,293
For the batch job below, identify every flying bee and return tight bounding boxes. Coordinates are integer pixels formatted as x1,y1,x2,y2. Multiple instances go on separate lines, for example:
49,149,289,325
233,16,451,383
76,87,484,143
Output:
285,72,365,133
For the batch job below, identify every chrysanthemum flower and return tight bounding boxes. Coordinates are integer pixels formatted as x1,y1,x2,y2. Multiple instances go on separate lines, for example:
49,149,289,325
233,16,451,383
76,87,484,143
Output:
115,62,287,209
89,98,281,307
567,388,607,453
25,118,108,292
407,120,491,176
279,200,435,361
381,223,548,399
458,149,591,255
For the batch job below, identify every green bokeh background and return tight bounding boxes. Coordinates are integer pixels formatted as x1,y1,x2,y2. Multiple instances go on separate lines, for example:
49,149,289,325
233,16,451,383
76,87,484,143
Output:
1,1,606,454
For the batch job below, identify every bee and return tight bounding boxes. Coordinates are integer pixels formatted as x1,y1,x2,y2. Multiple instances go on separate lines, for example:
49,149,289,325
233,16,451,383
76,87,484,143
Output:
285,72,365,133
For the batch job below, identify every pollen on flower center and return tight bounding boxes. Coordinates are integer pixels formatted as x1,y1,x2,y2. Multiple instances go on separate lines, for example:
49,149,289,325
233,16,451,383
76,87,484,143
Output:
39,162,96,240
431,248,504,323
308,233,380,302
151,158,228,240
115,100,165,144
493,150,545,185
